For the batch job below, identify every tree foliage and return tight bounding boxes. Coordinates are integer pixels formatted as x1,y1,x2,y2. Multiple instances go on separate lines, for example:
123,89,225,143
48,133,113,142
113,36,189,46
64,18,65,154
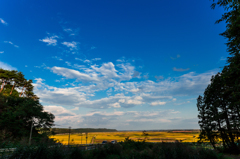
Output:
0,68,37,99
197,0,240,153
197,73,240,152
0,69,54,141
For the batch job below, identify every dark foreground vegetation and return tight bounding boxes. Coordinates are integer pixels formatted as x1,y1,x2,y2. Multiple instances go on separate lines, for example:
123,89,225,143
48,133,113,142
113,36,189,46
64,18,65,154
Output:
197,0,240,155
0,139,227,159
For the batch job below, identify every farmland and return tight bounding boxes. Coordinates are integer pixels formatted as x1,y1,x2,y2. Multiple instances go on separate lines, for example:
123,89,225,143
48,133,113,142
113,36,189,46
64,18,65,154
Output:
49,131,200,145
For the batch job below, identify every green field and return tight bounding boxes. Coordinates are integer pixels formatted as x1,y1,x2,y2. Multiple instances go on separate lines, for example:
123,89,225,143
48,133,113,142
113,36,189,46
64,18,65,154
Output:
50,131,200,145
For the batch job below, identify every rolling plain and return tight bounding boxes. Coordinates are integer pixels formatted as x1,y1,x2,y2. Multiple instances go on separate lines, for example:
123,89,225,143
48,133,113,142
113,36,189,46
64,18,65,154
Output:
50,131,200,145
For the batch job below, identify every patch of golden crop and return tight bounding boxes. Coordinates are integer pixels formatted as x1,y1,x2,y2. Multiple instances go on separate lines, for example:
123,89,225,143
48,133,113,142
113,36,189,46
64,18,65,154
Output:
49,131,200,145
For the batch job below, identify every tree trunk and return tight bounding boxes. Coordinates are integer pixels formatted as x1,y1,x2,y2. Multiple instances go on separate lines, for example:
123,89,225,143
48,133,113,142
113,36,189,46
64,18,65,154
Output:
0,80,5,93
10,83,15,95
19,85,25,97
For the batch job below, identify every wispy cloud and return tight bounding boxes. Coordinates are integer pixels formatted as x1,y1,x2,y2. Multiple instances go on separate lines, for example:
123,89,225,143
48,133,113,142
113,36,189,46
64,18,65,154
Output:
84,60,91,63
150,101,166,106
52,56,63,61
63,27,79,36
0,18,8,26
62,41,78,50
173,67,190,72
133,71,141,78
34,63,48,69
63,28,72,32
143,73,149,79
75,58,101,64
44,106,76,117
219,56,226,61
155,75,164,81
0,51,4,54
170,54,180,60
50,66,99,82
90,46,96,50
92,58,101,61
39,35,59,46
0,61,17,70
4,41,19,48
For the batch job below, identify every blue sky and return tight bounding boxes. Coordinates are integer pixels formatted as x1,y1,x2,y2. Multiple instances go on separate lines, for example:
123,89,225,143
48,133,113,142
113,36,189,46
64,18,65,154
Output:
0,0,228,130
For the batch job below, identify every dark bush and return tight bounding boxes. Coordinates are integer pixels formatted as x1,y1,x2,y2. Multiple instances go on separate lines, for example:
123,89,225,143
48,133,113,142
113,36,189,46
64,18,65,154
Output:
3,141,227,159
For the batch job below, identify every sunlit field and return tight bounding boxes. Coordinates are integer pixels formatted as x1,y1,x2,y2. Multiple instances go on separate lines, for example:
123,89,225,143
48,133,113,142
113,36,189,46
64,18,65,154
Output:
50,131,200,145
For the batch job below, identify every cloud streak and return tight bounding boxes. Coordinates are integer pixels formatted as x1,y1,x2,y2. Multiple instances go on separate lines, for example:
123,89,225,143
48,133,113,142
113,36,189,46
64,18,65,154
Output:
0,18,8,25
39,35,59,46
173,67,190,72
4,41,19,48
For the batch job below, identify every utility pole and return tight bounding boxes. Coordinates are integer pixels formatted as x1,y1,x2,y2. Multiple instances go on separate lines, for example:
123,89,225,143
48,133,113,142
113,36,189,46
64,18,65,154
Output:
81,133,82,144
68,127,71,146
86,132,88,145
28,119,34,146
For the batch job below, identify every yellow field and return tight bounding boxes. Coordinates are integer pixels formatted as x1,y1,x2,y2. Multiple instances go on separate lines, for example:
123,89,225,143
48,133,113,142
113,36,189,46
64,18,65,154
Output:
49,131,200,145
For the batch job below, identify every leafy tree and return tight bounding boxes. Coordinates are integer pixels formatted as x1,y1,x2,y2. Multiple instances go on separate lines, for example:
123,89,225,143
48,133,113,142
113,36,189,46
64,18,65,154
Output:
0,69,37,99
197,0,240,153
0,69,54,141
197,73,240,152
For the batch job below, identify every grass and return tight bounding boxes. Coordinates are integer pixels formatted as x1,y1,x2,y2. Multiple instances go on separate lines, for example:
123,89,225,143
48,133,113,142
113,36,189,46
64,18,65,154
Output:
0,141,226,159
49,131,200,145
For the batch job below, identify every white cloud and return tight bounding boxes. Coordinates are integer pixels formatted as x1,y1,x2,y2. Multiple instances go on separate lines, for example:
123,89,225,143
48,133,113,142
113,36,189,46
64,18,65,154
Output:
0,18,8,25
33,57,217,113
4,41,19,48
84,60,91,63
0,61,17,70
116,57,125,62
65,61,71,66
0,51,4,54
74,58,100,65
51,66,99,82
143,73,149,79
52,56,63,61
75,58,82,61
108,102,121,108
34,63,47,69
173,67,190,72
34,78,173,109
92,58,101,61
116,63,135,81
71,107,79,111
63,28,79,36
73,64,85,68
133,71,141,78
62,41,78,49
44,105,76,116
114,69,218,96
39,35,58,46
63,28,72,32
91,62,119,79
150,101,166,106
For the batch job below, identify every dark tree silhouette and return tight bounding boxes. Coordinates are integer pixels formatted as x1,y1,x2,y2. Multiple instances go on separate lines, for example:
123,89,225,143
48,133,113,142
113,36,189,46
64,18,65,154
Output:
197,0,240,153
0,69,54,141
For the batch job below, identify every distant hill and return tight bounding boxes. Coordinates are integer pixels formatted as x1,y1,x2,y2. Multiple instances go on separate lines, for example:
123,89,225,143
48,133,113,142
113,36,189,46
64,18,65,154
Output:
51,128,117,134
